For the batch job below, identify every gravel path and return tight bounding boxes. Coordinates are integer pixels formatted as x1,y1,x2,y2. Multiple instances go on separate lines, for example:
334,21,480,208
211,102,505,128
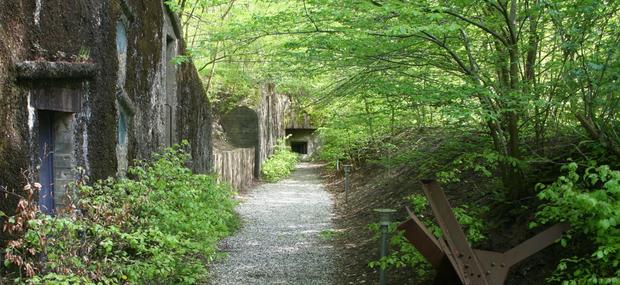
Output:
207,163,337,285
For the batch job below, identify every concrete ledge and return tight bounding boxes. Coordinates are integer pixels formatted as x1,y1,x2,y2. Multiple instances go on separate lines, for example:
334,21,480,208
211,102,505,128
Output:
16,61,97,80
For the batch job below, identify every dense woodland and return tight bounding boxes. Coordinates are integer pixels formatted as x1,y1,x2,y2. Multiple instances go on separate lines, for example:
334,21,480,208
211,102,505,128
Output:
1,0,620,284
171,0,620,284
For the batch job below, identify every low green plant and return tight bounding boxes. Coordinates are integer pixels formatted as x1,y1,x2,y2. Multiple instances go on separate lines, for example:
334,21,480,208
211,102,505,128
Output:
76,47,90,62
319,229,342,240
368,194,486,280
2,142,239,284
534,162,620,284
261,138,299,182
436,149,525,185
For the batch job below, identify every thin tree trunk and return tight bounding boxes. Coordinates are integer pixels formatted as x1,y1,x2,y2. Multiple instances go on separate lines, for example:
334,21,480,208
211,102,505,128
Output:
576,113,620,157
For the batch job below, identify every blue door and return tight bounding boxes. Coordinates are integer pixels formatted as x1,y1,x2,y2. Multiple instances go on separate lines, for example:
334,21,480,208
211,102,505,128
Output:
38,111,54,214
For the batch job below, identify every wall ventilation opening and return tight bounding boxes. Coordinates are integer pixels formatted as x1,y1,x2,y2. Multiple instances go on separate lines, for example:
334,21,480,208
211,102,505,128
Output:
116,106,129,176
116,21,128,86
116,20,131,176
164,35,177,147
290,141,308,155
161,5,179,148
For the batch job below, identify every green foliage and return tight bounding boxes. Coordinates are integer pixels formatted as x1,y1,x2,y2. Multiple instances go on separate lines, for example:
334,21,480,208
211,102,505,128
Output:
316,125,368,165
368,222,433,279
76,47,90,62
261,139,299,182
368,194,486,280
534,162,620,284
3,143,239,284
174,1,620,281
318,229,341,241
179,0,620,199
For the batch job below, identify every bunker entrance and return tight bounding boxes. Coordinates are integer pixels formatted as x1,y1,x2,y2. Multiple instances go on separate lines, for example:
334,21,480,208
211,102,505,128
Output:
290,141,308,154
15,60,95,215
38,110,75,215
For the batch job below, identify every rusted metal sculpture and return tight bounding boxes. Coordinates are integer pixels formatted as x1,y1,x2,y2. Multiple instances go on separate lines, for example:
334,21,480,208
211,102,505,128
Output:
397,180,569,285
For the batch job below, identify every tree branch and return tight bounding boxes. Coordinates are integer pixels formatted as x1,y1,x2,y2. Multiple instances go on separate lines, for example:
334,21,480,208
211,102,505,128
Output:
419,31,473,76
442,10,508,46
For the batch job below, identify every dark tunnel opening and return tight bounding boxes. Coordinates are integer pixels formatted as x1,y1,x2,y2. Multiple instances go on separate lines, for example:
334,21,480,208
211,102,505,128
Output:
290,141,308,154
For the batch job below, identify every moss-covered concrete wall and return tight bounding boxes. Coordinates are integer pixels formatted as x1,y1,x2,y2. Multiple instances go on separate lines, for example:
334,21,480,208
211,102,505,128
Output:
221,106,259,149
257,83,291,176
176,59,213,173
210,84,290,190
0,0,211,229
0,0,32,231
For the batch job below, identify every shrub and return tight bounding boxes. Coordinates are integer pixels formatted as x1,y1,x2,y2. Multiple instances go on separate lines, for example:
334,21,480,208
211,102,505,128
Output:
261,139,299,182
534,162,620,284
2,143,239,284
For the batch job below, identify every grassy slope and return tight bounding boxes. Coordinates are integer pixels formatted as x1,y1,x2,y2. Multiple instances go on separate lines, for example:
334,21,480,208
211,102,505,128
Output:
323,128,584,284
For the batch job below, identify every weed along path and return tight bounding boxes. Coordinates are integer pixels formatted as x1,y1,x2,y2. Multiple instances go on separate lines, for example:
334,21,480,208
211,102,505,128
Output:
207,163,338,284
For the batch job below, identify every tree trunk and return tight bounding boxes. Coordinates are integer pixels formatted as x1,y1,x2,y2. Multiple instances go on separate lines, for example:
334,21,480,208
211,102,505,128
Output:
576,113,620,157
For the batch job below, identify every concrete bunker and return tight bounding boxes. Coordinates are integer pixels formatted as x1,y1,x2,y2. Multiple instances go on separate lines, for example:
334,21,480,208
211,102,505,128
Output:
285,128,318,160
219,106,260,180
0,1,214,221
221,106,259,148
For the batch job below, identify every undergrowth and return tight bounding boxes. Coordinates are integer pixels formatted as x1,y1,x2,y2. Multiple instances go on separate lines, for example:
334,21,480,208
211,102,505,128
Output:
534,162,620,285
261,138,299,182
1,143,239,284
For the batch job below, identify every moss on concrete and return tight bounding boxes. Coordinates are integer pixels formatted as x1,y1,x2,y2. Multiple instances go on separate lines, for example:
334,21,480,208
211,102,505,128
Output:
0,0,213,226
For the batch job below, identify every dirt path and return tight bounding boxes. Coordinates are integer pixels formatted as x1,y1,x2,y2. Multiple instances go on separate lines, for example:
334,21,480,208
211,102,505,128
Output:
207,163,337,285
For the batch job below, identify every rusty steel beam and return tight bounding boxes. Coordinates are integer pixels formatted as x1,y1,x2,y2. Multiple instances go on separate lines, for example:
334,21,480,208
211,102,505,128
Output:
503,222,570,267
472,222,569,284
395,180,569,285
398,207,444,268
398,207,465,284
422,180,489,285
434,256,464,285
473,249,509,284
